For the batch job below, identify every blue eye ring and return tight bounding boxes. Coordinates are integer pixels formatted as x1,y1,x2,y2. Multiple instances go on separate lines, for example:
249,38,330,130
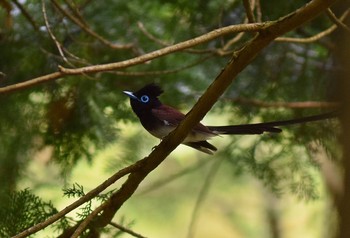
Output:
140,95,149,103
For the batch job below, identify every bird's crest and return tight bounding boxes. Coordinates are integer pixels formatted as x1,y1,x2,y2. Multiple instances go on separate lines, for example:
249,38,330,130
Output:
135,83,164,97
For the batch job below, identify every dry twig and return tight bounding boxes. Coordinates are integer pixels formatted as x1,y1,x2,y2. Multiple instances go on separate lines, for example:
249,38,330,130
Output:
0,22,266,94
326,8,350,33
51,0,134,50
42,0,71,65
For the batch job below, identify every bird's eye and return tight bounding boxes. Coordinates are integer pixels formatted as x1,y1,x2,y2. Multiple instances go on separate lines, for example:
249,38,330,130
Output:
140,95,149,103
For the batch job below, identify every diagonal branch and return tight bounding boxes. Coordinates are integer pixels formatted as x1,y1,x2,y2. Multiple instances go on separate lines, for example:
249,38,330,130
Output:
11,0,40,32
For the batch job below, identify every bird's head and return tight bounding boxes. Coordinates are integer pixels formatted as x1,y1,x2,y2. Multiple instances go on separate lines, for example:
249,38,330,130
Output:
123,83,164,115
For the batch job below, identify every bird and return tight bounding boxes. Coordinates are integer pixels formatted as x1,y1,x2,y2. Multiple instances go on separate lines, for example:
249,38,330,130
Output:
123,83,337,154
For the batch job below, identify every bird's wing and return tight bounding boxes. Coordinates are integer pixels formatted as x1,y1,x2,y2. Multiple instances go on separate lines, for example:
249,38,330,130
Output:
152,105,217,135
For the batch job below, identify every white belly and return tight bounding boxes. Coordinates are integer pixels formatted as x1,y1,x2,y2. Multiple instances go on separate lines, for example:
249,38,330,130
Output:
149,122,217,142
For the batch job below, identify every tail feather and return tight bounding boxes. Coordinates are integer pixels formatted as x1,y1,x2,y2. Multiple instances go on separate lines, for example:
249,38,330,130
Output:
207,111,338,135
184,141,217,154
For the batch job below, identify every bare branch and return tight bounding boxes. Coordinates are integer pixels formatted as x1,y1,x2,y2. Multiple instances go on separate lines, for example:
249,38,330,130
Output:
187,159,224,238
326,8,350,33
243,0,256,23
0,22,266,94
137,21,170,47
51,0,134,50
109,222,148,238
62,0,88,26
41,0,71,65
71,202,108,238
221,19,248,51
137,21,215,54
256,0,262,22
276,9,350,43
137,159,211,195
11,0,39,31
108,54,214,76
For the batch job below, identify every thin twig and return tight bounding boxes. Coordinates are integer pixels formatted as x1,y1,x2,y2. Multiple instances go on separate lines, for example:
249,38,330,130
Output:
57,22,265,75
243,0,256,23
51,0,134,50
109,222,148,238
186,158,225,238
326,8,350,33
221,18,249,52
137,21,170,47
256,0,262,22
137,21,214,54
276,9,350,43
137,159,211,195
0,22,267,94
11,0,39,31
41,0,71,65
108,54,214,77
62,0,88,26
71,202,108,238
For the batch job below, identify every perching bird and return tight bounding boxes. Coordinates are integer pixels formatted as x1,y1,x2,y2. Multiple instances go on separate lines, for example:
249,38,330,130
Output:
123,83,336,154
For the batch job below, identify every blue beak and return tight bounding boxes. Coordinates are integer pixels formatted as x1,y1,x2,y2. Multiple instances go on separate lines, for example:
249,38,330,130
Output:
123,91,139,101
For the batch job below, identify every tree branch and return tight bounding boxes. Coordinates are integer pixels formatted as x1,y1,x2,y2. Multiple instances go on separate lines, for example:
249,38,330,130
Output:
326,8,350,33
41,0,71,66
50,0,134,50
276,8,349,43
109,222,147,238
0,22,266,94
11,0,40,32
243,0,256,23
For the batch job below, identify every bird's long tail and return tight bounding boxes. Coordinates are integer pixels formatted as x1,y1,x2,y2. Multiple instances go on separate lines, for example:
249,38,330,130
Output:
207,111,338,135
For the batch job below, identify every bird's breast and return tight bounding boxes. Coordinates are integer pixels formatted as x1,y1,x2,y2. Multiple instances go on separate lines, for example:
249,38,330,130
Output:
148,120,217,142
